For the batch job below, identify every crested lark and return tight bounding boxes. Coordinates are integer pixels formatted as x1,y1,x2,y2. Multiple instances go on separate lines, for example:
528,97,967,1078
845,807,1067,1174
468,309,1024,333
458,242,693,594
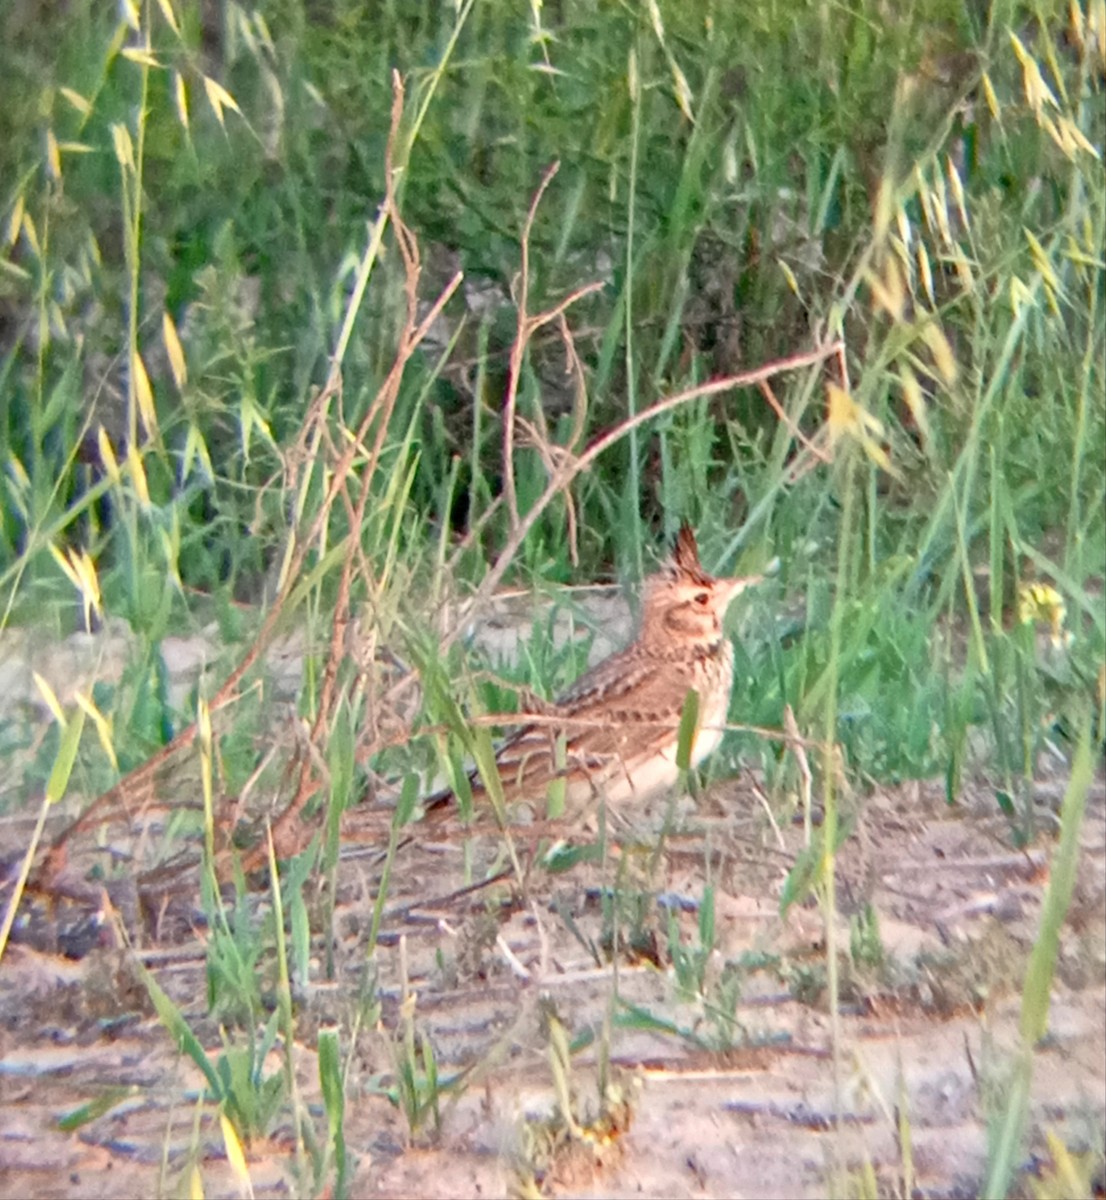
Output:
426,524,760,827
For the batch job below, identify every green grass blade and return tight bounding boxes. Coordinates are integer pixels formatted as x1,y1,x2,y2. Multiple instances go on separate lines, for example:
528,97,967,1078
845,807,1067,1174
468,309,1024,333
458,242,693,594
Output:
983,712,1095,1199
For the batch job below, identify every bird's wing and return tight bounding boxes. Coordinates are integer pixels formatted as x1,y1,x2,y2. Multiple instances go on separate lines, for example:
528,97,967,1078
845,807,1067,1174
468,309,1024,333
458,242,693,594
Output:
497,651,693,776
423,650,697,813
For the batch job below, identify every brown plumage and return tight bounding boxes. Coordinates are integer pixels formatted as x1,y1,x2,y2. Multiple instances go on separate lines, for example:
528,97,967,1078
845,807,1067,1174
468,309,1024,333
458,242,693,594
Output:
424,525,759,828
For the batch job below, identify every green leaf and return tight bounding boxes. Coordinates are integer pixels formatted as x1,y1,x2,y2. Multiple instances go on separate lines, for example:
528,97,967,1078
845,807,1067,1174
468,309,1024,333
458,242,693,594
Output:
141,968,222,1099
698,884,715,951
545,732,568,819
472,722,508,826
291,890,310,984
319,1023,350,1197
328,703,355,812
46,706,86,804
779,816,854,918
57,1086,137,1132
675,687,700,772
542,841,604,873
318,1027,344,1130
395,773,420,828
779,839,823,918
442,738,474,822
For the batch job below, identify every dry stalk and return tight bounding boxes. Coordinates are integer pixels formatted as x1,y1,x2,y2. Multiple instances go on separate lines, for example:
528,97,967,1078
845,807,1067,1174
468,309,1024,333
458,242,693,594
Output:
263,78,463,862
502,160,605,534
467,339,845,624
36,71,454,880
757,379,832,465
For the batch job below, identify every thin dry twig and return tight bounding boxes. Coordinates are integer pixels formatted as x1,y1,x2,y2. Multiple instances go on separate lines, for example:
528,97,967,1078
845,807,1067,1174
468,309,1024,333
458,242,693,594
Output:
502,161,605,532
469,340,844,624
758,379,832,464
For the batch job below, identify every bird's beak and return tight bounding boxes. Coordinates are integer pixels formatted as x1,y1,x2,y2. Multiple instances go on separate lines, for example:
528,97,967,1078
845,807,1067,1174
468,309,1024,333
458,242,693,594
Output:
722,574,762,607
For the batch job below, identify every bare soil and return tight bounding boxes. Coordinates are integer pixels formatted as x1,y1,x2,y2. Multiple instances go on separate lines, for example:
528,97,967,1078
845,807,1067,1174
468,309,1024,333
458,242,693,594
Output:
0,612,1103,1199
1,769,1103,1199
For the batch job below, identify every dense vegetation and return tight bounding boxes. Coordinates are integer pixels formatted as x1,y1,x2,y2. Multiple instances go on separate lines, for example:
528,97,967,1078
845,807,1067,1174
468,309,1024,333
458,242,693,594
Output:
0,1,1102,1193
2,2,1101,782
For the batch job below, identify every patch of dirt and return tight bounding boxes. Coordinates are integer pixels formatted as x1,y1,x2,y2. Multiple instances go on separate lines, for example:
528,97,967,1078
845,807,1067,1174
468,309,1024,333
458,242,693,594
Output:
2,769,1104,1199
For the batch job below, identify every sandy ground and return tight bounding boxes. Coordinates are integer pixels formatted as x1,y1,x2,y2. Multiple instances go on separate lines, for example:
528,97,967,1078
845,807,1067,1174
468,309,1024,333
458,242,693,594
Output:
1,770,1103,1199
0,609,1103,1198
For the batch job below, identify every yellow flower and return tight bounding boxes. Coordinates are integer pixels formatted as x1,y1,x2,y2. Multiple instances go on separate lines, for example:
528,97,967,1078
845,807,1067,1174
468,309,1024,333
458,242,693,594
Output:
1017,582,1071,649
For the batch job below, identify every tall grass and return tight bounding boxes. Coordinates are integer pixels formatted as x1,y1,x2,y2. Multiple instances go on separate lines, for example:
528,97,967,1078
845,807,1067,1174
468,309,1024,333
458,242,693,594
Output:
0,0,1102,1194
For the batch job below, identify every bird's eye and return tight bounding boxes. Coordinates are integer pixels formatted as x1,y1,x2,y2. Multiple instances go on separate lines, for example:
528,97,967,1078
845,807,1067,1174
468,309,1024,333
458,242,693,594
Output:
694,591,710,606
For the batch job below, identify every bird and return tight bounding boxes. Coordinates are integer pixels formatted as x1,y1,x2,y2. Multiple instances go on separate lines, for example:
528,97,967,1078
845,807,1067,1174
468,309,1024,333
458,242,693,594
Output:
421,524,761,831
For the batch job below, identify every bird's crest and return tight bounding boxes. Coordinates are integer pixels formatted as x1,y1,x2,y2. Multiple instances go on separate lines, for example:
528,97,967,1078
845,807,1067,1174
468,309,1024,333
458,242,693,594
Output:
671,523,714,586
